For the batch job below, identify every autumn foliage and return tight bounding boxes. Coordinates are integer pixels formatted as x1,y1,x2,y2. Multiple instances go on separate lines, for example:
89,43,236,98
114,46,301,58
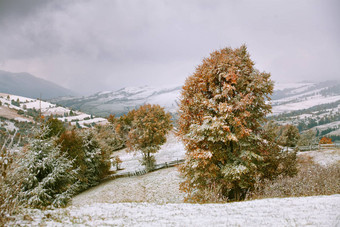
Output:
127,104,172,171
319,137,332,144
178,45,279,202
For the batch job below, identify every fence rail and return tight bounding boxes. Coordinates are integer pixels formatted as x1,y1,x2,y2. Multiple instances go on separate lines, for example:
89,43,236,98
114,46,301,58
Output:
101,159,185,182
296,143,340,151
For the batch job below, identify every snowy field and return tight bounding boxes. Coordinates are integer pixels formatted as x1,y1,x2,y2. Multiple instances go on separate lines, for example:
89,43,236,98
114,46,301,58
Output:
112,132,185,173
8,139,340,226
271,94,340,115
11,195,340,226
298,149,340,167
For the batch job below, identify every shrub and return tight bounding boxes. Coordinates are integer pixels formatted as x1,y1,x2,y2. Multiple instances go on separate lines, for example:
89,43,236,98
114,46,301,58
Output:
0,150,21,225
44,117,66,138
248,161,340,199
277,124,300,147
57,129,111,191
319,137,332,144
95,123,125,152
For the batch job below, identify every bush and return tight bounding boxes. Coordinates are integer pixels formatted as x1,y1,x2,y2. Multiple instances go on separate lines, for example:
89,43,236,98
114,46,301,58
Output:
0,151,21,225
248,161,340,199
319,137,332,144
57,129,111,191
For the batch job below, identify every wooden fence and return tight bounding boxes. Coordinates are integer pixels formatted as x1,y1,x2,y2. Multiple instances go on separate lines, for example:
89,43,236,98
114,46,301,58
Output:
101,158,185,182
297,143,340,151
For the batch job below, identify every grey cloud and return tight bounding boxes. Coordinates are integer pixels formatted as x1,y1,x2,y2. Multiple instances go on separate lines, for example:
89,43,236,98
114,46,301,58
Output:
0,0,339,95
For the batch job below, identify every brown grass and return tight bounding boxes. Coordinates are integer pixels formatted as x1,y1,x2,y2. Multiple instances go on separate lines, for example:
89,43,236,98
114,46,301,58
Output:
248,157,340,200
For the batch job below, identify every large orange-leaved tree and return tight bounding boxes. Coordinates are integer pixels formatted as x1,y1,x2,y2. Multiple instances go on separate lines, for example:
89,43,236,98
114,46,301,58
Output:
178,45,277,202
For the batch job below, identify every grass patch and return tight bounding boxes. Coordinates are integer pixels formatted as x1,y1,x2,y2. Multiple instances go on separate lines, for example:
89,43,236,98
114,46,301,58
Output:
248,157,340,200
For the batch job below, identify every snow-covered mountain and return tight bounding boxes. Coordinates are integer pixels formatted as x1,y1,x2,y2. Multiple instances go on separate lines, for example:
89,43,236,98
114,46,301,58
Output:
270,80,340,138
271,81,340,115
53,85,181,117
53,80,340,137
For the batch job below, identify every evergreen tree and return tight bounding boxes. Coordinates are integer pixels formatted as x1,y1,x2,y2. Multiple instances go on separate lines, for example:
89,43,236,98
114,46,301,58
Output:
80,129,111,185
15,127,78,208
278,124,300,147
44,116,66,138
178,45,277,202
127,104,172,171
298,130,317,146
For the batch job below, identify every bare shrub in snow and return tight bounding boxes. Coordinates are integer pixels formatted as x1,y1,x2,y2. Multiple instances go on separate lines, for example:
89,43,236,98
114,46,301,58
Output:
249,161,340,199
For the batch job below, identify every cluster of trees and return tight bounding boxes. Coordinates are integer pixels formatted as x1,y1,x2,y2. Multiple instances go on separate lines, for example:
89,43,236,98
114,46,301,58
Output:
1,103,173,212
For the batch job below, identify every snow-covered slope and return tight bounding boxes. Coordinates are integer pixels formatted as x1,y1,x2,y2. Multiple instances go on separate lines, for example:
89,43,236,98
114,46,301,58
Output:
53,85,181,116
12,194,339,226
271,81,340,115
0,93,107,128
270,81,340,137
53,80,340,136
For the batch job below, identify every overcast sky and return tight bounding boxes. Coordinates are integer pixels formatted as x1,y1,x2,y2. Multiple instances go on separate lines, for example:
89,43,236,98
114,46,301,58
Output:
0,0,339,95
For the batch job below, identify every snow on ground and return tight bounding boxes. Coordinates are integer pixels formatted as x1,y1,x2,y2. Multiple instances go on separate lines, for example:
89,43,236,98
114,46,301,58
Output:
42,106,70,116
272,94,340,115
273,82,314,91
58,113,91,122
24,99,55,110
0,93,35,103
72,167,184,205
0,120,18,131
112,132,185,173
298,149,340,167
271,88,323,106
310,120,340,131
11,195,340,226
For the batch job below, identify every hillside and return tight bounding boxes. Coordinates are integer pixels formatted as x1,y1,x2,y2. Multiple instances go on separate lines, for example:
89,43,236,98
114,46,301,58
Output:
53,81,340,138
53,85,181,116
0,93,107,129
270,81,340,139
0,70,76,99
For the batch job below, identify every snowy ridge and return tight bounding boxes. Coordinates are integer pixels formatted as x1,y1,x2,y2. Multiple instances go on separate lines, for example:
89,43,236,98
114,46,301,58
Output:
0,93,107,128
54,85,182,116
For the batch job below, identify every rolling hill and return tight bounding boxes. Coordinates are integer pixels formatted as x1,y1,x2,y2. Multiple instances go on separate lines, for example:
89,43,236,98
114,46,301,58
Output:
53,80,340,138
0,70,76,99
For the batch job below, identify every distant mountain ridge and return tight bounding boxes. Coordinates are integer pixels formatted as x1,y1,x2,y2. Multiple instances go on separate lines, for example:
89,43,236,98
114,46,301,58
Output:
54,85,181,117
53,80,340,138
0,70,76,99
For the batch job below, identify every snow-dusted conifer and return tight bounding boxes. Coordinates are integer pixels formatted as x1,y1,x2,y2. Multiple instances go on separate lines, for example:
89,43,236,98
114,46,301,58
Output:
79,129,111,186
16,127,78,208
178,45,276,202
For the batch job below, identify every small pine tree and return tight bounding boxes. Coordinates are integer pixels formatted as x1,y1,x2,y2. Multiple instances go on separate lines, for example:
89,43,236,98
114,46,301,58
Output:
298,130,317,146
80,129,111,185
277,124,300,147
127,104,172,171
14,127,78,208
44,116,66,138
